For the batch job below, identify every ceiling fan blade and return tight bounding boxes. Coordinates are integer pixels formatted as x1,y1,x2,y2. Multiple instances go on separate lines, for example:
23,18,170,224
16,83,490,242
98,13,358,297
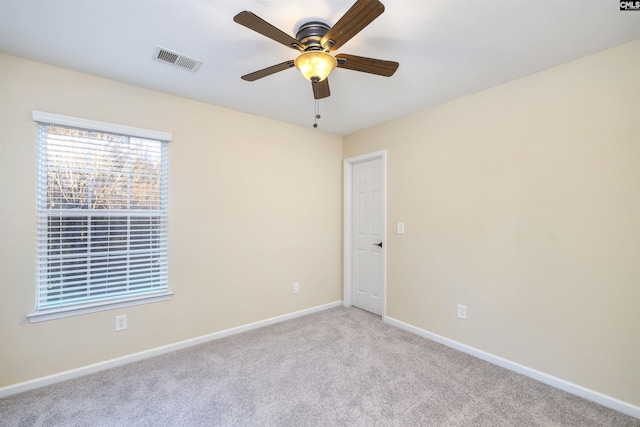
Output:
241,60,295,81
312,79,331,99
234,11,302,51
336,54,398,77
321,0,385,51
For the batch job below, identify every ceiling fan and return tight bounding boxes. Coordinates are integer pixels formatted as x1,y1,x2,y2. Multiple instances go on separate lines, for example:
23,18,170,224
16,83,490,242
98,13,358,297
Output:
233,0,399,101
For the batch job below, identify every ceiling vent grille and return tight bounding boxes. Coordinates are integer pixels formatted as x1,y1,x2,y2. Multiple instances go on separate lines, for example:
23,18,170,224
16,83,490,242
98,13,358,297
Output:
153,46,202,72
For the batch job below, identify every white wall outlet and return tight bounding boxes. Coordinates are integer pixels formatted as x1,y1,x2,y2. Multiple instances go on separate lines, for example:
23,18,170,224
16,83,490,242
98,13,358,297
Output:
457,304,467,320
397,222,405,234
293,282,300,294
115,314,128,331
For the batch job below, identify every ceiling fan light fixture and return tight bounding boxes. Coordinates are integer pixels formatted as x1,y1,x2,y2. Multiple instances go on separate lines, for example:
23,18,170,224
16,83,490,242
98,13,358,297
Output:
294,51,337,82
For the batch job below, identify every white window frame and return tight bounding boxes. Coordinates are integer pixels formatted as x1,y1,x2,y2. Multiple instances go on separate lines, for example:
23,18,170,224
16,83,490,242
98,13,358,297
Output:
28,111,173,323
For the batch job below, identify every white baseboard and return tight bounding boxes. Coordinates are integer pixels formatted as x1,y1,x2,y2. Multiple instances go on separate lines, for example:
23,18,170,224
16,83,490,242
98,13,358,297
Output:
0,300,343,399
384,315,640,420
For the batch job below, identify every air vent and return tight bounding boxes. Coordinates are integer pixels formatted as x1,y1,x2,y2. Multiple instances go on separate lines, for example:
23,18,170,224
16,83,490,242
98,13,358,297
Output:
153,46,202,72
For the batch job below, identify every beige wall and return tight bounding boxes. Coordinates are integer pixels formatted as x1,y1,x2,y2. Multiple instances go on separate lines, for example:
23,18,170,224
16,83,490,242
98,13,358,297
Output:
0,53,342,387
343,39,640,406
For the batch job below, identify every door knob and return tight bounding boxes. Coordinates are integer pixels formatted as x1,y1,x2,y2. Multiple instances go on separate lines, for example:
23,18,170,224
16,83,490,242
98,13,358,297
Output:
373,242,383,248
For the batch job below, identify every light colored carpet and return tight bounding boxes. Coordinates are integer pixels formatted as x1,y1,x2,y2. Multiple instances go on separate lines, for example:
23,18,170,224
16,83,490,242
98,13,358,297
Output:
0,307,638,426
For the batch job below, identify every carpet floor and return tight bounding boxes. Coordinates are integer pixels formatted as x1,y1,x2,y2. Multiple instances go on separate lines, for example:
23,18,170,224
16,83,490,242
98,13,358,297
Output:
0,306,638,426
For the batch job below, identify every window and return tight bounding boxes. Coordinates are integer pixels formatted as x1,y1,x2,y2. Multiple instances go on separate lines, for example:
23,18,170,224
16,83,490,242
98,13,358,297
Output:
29,112,172,322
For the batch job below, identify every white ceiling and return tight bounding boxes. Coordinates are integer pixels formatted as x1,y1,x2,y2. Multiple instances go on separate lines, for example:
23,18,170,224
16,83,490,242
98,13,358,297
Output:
1,0,639,136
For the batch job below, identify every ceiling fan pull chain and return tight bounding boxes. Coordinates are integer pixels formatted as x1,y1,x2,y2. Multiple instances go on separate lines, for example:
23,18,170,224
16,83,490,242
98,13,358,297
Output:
313,99,321,128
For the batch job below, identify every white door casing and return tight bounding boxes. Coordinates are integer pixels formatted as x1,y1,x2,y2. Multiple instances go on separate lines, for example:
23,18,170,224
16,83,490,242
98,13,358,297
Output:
344,151,386,316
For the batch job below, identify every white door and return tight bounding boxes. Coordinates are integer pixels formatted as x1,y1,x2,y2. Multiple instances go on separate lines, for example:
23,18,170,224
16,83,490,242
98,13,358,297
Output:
351,158,384,315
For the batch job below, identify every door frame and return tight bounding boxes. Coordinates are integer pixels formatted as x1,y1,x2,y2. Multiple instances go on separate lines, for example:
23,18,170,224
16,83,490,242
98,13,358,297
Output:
343,150,387,316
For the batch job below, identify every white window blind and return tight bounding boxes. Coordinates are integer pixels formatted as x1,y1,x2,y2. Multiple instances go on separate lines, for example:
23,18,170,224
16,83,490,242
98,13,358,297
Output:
33,112,170,316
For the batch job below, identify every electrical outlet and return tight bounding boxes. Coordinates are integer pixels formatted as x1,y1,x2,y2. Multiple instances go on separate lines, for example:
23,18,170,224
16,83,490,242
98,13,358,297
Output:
115,314,128,331
293,283,300,294
457,304,467,320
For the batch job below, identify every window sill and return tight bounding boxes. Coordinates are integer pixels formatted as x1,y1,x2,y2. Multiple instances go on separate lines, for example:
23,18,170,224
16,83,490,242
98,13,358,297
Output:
27,292,173,323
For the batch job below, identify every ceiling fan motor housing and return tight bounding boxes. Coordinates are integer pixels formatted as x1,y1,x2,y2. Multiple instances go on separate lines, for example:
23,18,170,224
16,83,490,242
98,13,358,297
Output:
296,21,331,51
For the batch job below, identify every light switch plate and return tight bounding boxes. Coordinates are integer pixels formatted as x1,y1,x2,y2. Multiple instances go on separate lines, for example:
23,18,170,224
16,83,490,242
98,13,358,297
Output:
397,222,405,234
457,305,467,320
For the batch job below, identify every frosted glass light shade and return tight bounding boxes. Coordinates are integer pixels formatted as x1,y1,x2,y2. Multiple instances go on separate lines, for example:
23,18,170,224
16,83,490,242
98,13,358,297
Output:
294,51,337,82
